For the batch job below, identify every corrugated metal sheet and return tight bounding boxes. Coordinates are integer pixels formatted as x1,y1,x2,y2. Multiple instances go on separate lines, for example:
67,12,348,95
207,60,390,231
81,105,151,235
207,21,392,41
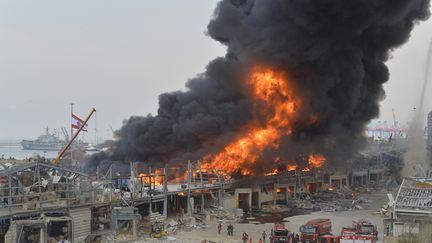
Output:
4,222,16,243
69,206,91,242
396,178,432,211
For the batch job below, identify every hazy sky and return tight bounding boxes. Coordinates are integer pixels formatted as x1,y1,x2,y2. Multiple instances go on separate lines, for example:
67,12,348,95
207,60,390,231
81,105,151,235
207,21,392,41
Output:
0,1,431,140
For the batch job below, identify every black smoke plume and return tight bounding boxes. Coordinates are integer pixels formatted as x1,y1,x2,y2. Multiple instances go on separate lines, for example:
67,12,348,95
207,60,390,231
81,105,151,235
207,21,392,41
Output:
103,0,430,171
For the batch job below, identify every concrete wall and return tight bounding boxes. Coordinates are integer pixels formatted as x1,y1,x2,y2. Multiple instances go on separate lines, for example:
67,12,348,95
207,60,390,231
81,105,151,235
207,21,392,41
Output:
223,195,236,210
330,174,348,190
235,188,252,210
255,188,274,206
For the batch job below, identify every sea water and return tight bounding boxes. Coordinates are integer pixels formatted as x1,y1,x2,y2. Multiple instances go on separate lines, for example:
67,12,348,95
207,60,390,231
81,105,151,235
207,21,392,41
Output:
0,140,58,160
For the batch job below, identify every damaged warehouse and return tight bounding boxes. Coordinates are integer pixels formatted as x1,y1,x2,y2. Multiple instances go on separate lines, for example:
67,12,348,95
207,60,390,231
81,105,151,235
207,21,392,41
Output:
0,156,393,242
0,161,92,242
0,160,231,242
384,177,432,242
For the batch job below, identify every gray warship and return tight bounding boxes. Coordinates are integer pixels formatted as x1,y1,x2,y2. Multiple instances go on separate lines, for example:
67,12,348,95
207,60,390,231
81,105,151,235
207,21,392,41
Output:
21,127,66,151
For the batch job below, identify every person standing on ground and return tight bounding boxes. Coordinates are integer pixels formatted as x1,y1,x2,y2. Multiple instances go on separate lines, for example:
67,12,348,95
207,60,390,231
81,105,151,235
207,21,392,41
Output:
231,224,234,236
248,237,252,243
227,224,233,236
242,232,248,243
258,238,263,243
262,231,267,243
295,233,300,243
218,223,221,234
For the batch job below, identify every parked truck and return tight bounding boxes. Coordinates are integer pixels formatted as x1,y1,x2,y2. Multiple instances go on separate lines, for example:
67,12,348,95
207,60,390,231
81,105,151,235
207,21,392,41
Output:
319,234,376,243
318,226,376,243
270,223,292,243
351,219,378,240
299,218,332,243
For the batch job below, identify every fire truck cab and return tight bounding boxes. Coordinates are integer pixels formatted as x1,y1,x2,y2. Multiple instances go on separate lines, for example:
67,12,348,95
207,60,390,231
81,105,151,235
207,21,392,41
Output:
270,223,292,243
299,218,332,243
337,225,376,243
351,219,378,240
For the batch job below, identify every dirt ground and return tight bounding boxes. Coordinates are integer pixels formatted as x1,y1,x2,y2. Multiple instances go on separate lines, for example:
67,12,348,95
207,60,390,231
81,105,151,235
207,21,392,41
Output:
139,192,388,243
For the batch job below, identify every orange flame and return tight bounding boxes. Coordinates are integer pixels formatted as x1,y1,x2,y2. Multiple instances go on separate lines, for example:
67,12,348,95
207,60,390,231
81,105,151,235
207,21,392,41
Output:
264,168,279,176
308,154,325,168
203,67,299,175
287,165,297,171
203,67,326,176
137,169,164,186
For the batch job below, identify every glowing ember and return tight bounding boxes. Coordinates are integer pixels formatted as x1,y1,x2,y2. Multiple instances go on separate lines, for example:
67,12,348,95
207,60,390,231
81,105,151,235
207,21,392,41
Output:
264,168,279,176
308,154,326,168
204,67,299,175
287,165,297,171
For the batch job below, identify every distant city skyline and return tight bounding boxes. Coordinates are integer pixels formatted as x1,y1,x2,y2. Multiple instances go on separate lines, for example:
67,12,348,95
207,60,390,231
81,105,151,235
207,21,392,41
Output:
0,1,431,140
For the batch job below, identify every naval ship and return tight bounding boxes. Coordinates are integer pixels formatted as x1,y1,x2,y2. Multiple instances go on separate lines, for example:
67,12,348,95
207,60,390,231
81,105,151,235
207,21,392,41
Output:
21,127,66,151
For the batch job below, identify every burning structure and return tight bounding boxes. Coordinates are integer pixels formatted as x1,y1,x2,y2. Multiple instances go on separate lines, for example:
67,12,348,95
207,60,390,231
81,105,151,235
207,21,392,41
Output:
109,0,430,178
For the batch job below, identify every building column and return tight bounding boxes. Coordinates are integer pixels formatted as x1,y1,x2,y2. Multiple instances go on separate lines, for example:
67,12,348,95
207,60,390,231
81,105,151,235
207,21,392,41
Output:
132,219,137,238
39,227,45,243
248,191,252,210
163,166,168,218
187,160,192,216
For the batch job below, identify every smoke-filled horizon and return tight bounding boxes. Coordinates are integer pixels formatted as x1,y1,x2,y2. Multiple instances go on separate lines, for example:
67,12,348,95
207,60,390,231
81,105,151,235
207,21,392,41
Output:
402,39,432,177
97,0,430,172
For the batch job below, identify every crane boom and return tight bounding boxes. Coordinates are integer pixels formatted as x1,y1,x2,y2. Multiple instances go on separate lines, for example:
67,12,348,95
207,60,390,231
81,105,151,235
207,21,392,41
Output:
53,108,96,165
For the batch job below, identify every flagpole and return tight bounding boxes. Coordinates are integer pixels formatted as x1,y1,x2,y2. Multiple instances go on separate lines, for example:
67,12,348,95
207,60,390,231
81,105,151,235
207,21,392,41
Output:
70,103,74,168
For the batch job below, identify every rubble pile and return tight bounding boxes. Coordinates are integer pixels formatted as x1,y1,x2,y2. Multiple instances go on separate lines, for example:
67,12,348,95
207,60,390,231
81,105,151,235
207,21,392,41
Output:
285,186,377,212
208,206,239,222
261,204,291,213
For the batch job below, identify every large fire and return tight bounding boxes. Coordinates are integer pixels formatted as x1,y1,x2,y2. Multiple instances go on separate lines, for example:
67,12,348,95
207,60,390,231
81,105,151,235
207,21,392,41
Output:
308,154,325,168
137,169,164,186
203,67,325,175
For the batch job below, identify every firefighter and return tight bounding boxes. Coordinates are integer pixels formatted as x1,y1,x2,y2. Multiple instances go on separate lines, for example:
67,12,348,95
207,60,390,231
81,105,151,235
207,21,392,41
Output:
294,233,300,243
227,224,234,236
242,232,249,243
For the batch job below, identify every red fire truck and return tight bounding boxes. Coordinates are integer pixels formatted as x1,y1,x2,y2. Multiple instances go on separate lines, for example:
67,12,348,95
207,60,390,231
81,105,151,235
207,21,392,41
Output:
319,234,376,243
351,219,378,240
318,225,376,243
299,218,332,243
270,223,292,243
